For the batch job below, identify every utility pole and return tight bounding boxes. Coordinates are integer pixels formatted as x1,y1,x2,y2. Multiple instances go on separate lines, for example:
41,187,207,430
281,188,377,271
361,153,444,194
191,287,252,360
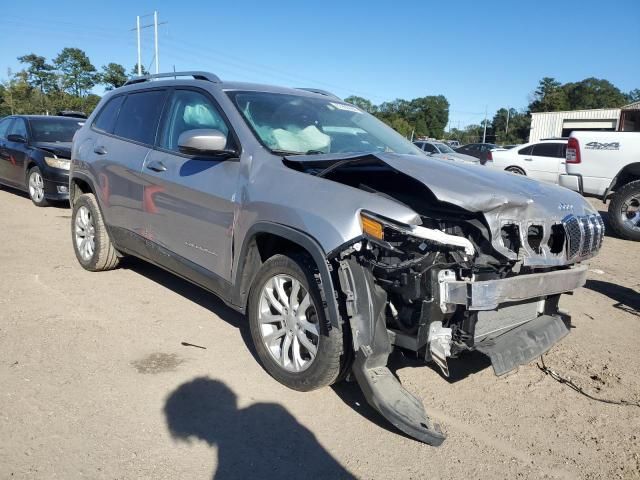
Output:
505,107,510,135
482,105,488,143
131,12,167,76
136,16,142,76
154,11,159,74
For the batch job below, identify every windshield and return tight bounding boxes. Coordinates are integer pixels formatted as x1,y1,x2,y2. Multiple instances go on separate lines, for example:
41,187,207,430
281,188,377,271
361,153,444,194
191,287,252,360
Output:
227,91,422,156
29,117,84,143
434,143,455,153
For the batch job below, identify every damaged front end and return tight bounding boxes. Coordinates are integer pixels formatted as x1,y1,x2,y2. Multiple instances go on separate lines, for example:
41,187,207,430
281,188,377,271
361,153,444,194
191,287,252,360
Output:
286,152,602,445
332,211,590,445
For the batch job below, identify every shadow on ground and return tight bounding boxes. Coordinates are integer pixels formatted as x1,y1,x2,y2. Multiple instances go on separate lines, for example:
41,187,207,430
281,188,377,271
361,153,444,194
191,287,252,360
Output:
0,184,69,209
585,279,640,316
164,377,355,479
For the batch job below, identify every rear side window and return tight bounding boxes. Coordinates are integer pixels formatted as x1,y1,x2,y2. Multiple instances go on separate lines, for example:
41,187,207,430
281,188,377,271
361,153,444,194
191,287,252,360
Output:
113,90,167,145
424,143,438,153
518,145,533,155
532,143,564,158
93,95,125,133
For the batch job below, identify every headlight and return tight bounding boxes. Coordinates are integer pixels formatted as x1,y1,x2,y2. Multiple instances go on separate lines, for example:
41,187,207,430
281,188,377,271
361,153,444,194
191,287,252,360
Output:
44,156,71,170
359,212,475,255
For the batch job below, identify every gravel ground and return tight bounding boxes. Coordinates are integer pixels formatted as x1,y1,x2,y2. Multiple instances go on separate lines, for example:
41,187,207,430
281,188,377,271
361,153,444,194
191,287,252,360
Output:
0,188,639,480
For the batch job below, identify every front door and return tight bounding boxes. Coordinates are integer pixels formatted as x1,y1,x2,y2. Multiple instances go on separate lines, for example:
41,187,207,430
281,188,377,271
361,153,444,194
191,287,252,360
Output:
527,142,565,184
4,118,29,186
140,88,240,281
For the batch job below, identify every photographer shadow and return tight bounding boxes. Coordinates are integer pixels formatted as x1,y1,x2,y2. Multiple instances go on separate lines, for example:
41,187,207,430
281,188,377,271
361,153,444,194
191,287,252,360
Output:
164,377,355,480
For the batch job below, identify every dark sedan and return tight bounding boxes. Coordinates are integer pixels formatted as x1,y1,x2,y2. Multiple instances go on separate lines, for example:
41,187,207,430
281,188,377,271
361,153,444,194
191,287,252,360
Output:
455,142,497,164
0,115,84,206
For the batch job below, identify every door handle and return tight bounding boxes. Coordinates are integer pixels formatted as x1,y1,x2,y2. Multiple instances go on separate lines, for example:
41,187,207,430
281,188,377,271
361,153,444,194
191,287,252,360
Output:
146,160,167,172
524,158,533,161
93,145,107,155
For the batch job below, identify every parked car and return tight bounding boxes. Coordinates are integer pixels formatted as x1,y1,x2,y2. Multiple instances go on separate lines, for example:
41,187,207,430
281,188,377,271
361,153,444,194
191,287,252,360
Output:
413,140,480,165
455,142,498,164
0,115,84,206
446,140,460,148
489,139,568,184
560,131,640,240
69,71,602,445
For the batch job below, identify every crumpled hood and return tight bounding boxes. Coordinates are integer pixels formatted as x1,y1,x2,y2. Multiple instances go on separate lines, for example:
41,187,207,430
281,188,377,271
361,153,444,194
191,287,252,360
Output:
32,142,72,159
286,151,594,219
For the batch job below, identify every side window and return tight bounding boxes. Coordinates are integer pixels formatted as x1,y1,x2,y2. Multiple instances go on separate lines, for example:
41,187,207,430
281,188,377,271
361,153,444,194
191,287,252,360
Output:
93,95,125,134
0,118,13,139
532,143,561,157
559,143,567,158
159,89,230,152
424,143,438,153
8,118,28,139
518,145,534,155
113,90,167,145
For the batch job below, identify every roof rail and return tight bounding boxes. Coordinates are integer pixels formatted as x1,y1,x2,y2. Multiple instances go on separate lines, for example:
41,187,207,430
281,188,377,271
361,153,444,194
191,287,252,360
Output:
540,137,569,141
124,71,221,86
296,88,341,100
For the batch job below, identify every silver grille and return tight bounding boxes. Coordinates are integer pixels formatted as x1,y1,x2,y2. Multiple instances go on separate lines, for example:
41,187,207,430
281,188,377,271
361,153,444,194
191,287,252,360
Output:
563,214,604,262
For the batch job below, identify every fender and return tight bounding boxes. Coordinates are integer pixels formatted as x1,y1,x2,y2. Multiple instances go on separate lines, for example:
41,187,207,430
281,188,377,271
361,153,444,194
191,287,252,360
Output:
603,162,640,202
231,222,342,329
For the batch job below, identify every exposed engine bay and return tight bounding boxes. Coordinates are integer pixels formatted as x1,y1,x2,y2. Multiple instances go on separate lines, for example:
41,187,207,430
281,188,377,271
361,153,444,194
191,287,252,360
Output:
285,153,599,445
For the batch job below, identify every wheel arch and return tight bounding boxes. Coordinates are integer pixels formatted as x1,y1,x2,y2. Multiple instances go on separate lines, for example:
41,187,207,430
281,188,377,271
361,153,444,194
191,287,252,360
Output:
233,222,342,329
69,173,96,205
505,165,526,175
606,162,640,199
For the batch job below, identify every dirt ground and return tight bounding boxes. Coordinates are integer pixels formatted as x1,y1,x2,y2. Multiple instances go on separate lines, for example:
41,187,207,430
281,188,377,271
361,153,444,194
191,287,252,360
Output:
0,187,639,480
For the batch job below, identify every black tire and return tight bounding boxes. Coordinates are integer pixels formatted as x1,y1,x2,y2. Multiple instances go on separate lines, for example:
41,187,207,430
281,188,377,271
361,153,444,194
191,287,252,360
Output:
27,166,50,207
248,254,345,391
71,193,121,271
608,180,640,241
505,166,526,175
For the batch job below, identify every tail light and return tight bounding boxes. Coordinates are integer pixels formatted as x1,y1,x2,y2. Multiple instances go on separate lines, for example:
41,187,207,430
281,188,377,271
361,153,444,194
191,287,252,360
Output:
566,137,581,164
486,151,493,161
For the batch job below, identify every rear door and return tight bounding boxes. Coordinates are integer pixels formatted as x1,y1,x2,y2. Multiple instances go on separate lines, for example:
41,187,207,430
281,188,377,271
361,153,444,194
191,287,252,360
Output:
527,142,566,184
140,87,240,281
89,89,168,241
4,118,29,186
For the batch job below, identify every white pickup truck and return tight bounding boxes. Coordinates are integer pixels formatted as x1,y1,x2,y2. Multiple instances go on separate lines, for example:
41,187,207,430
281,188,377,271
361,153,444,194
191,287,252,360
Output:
559,131,640,240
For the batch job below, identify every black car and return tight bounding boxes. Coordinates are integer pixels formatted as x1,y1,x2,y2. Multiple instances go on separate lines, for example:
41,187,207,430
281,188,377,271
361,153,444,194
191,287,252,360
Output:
455,142,497,164
0,115,84,206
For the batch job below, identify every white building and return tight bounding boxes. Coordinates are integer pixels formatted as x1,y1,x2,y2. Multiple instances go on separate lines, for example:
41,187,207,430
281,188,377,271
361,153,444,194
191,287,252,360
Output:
529,102,640,142
529,108,620,142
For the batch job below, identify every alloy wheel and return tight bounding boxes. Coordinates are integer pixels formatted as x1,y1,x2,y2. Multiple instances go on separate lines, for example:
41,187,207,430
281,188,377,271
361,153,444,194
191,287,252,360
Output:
74,205,96,261
620,194,640,232
258,274,319,372
28,171,45,203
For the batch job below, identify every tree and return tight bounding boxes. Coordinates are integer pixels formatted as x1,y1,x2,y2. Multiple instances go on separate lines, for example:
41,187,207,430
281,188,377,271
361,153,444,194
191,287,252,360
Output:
626,89,640,103
17,53,56,94
53,48,97,97
130,64,149,76
562,78,627,110
492,108,530,145
529,77,569,113
387,117,413,138
344,95,377,113
100,63,127,90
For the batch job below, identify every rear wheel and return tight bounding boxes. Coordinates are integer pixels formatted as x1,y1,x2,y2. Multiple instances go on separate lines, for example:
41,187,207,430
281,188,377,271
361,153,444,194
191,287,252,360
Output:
248,254,345,391
71,193,121,271
27,167,49,207
505,166,525,175
608,180,640,241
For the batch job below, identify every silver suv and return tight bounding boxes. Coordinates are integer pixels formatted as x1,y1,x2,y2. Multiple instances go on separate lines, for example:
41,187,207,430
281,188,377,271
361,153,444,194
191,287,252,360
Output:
69,71,603,445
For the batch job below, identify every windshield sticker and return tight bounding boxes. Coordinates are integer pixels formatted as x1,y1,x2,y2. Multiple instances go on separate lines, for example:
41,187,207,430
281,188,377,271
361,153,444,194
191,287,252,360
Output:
329,102,363,114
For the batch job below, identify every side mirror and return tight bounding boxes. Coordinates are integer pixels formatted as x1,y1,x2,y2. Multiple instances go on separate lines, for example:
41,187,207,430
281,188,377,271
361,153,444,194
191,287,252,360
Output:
7,134,26,143
177,129,237,158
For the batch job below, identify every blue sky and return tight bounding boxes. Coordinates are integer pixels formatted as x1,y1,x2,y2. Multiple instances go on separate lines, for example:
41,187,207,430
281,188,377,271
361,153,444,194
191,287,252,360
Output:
2,0,639,127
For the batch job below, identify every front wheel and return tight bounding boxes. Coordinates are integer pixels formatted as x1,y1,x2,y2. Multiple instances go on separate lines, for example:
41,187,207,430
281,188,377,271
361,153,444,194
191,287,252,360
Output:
27,167,49,207
71,193,121,271
608,180,640,241
248,254,345,391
